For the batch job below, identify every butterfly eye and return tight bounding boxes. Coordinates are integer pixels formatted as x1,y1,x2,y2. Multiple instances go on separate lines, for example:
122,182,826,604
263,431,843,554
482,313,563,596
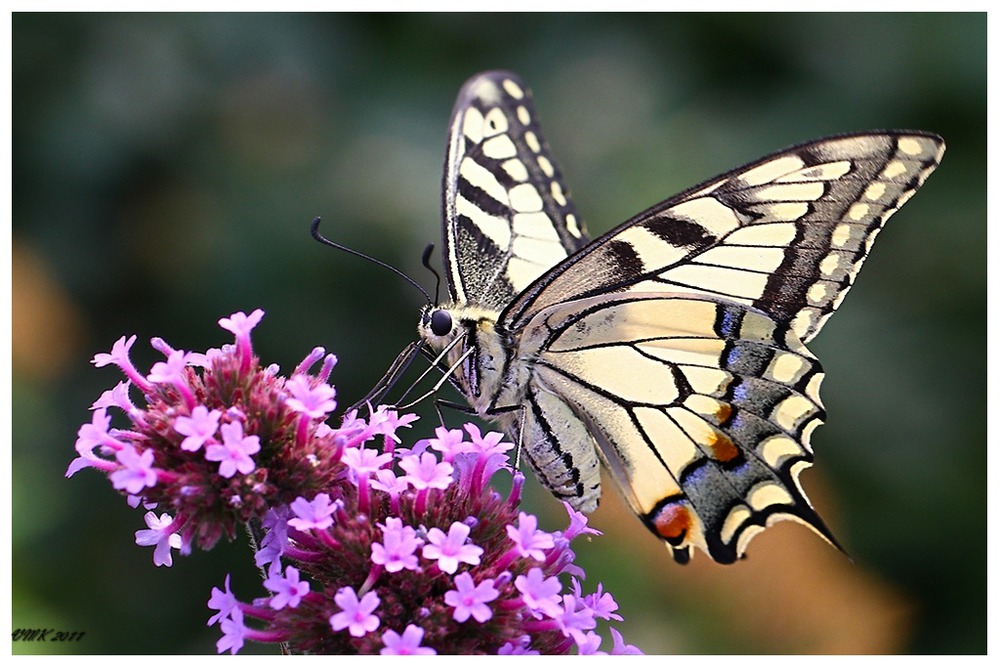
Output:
430,309,453,336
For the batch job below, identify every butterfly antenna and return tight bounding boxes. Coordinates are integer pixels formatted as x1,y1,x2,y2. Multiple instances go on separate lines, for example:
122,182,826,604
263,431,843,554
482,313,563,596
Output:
311,217,432,304
421,244,442,305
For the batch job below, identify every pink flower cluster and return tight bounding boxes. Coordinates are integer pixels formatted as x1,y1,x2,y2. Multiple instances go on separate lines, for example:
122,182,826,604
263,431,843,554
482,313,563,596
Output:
68,309,344,554
69,309,641,654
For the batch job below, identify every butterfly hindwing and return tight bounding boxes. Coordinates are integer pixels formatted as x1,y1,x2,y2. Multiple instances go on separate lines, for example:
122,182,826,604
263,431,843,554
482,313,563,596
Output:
442,71,589,312
518,293,831,563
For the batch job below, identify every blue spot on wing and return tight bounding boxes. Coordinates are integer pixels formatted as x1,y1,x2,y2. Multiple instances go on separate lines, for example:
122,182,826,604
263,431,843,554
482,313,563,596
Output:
717,307,743,338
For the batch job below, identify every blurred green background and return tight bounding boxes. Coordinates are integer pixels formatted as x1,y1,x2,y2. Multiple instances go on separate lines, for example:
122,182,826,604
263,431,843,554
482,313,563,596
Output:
11,13,985,654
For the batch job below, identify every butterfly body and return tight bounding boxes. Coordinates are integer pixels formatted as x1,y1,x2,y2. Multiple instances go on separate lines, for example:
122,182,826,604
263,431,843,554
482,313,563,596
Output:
414,70,944,564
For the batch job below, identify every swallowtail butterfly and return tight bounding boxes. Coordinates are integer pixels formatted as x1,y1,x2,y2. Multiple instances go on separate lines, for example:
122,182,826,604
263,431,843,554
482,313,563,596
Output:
403,71,944,564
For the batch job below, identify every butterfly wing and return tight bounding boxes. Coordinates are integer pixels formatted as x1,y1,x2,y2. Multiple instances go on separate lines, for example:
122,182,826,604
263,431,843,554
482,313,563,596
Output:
433,72,945,563
503,132,945,342
501,131,942,561
442,71,589,311
519,293,832,563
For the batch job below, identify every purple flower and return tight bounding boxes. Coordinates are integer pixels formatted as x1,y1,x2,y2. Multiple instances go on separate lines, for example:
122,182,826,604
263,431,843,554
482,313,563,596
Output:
341,446,392,479
207,574,238,626
66,452,118,477
398,452,453,491
371,517,422,573
610,627,644,655
336,409,369,440
218,309,264,371
175,405,222,452
370,468,407,497
146,349,188,385
134,511,181,567
66,408,123,477
515,567,563,617
424,426,471,462
293,346,327,377
204,421,260,478
110,445,158,495
185,350,212,368
216,606,246,655
256,507,289,568
464,423,513,457
329,586,381,637
371,468,408,515
574,631,606,655
507,512,555,561
91,380,139,417
450,426,513,497
284,375,337,419
218,309,264,340
422,521,483,574
498,638,540,655
380,625,436,655
147,349,197,408
368,405,419,444
577,580,623,621
288,493,340,531
91,334,136,369
264,565,310,610
342,444,393,514
553,594,597,642
74,407,122,455
92,334,152,392
317,353,337,382
546,534,585,579
562,502,602,540
444,572,499,623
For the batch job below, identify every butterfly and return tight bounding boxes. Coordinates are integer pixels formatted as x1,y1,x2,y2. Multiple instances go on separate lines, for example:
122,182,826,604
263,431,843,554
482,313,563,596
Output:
399,70,944,564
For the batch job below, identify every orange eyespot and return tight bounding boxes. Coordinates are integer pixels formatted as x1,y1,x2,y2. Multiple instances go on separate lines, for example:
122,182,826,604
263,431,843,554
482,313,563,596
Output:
650,502,691,544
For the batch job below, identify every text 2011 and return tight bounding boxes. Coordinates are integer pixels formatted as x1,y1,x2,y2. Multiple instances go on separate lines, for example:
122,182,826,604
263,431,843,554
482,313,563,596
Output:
12,629,86,642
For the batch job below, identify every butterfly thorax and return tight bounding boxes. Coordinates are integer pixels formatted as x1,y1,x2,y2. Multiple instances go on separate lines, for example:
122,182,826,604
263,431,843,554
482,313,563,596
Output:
418,299,606,517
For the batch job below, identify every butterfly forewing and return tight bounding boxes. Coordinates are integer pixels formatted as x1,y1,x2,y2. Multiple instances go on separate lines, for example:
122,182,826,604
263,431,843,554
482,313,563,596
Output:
418,71,944,563
502,132,945,343
442,71,590,311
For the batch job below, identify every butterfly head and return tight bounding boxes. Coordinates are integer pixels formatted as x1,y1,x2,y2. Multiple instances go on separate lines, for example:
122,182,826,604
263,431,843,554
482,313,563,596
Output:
419,303,501,347
418,305,468,366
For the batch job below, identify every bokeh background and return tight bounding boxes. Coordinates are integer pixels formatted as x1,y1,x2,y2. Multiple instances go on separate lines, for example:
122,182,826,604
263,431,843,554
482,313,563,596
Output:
11,13,985,654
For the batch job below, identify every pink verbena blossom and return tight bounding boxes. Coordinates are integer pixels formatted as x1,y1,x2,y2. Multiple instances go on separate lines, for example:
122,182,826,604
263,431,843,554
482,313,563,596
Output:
70,309,641,654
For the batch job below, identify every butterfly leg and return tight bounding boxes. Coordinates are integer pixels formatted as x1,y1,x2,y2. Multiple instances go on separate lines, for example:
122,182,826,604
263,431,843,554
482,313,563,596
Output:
432,397,478,430
472,402,526,471
398,344,473,411
346,340,425,414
